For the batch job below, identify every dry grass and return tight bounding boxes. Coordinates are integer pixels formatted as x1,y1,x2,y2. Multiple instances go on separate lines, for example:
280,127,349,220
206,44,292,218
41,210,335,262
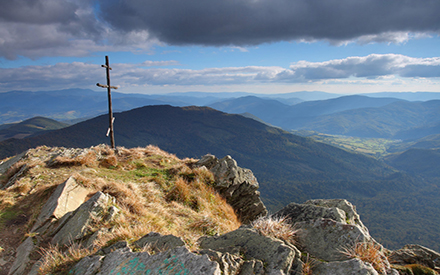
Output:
341,241,388,274
404,264,437,275
251,216,297,245
38,243,92,274
301,253,315,275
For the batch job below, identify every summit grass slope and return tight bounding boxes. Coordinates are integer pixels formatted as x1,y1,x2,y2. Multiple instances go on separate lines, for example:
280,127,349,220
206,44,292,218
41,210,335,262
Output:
0,145,240,274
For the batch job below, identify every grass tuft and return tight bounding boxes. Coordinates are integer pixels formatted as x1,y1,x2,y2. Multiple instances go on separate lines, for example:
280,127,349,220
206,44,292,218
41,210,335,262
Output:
341,241,388,273
251,216,297,245
301,253,315,275
38,243,92,275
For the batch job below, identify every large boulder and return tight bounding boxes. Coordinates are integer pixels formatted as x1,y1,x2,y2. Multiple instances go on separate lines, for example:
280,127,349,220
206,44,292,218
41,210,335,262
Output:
274,199,377,262
198,227,297,274
70,246,221,275
304,199,369,234
294,218,372,262
274,201,347,225
275,199,368,235
196,154,267,224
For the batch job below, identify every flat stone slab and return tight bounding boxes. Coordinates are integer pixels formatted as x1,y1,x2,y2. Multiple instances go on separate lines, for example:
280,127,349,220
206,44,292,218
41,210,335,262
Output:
32,176,89,232
51,191,112,246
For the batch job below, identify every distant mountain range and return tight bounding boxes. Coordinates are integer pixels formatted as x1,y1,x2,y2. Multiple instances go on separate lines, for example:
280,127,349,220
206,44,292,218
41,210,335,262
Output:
2,88,440,125
210,95,440,140
0,117,68,142
1,105,440,250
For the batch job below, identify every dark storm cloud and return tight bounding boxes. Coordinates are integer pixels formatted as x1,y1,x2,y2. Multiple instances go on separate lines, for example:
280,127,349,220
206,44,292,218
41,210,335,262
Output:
1,0,439,60
0,0,107,59
0,0,76,24
98,0,440,46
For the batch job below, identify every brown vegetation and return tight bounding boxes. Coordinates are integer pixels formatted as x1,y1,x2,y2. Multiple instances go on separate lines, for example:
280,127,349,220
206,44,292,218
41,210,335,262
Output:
251,216,297,245
341,241,388,273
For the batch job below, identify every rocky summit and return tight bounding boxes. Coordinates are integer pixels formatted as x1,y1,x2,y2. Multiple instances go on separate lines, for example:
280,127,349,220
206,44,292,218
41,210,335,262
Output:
0,145,439,275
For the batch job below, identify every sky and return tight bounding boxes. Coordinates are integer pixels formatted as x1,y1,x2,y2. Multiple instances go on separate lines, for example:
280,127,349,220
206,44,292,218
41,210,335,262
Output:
0,0,440,95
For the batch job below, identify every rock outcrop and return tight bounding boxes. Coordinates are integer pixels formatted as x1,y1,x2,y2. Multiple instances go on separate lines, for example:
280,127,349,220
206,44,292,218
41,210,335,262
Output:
389,244,440,272
196,154,267,224
199,227,299,274
274,199,394,274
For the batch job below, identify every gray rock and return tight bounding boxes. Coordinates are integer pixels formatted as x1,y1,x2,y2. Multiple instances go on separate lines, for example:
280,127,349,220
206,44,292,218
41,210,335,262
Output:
389,244,440,271
84,228,110,248
274,201,348,225
133,232,185,253
0,152,25,176
27,260,42,275
68,255,104,275
99,241,131,255
196,154,267,224
198,227,296,274
239,259,265,275
304,199,369,234
313,258,379,275
31,176,89,233
294,218,371,262
2,164,28,190
92,246,221,275
51,191,113,246
198,249,244,275
46,147,93,167
8,237,37,275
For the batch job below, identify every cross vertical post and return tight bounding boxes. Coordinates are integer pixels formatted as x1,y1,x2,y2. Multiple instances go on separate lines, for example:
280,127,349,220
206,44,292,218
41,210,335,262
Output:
97,55,118,149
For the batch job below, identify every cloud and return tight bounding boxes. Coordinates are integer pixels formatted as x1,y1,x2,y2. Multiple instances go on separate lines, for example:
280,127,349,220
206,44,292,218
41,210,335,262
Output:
288,54,440,81
141,60,181,67
99,0,440,46
1,0,440,59
0,0,157,60
0,54,439,92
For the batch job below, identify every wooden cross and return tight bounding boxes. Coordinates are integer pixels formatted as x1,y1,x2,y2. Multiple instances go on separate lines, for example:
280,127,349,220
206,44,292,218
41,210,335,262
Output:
97,55,118,149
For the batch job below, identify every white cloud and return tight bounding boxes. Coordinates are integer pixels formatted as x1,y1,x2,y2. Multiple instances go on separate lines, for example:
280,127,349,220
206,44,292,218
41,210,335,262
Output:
288,54,440,80
1,54,439,93
141,60,181,67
